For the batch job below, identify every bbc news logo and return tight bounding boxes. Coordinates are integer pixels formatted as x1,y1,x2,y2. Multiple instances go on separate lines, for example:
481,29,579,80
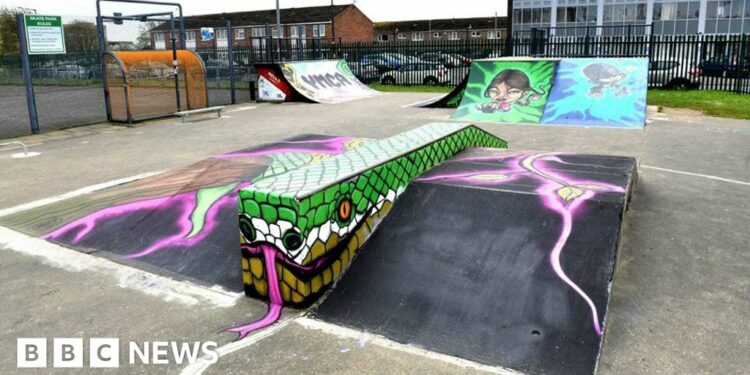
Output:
17,338,218,368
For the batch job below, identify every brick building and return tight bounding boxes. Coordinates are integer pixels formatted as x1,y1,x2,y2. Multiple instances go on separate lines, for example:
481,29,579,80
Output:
151,4,374,49
374,17,508,42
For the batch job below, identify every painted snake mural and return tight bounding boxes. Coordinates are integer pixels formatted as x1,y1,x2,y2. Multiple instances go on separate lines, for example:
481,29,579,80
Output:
417,151,626,336
230,123,507,339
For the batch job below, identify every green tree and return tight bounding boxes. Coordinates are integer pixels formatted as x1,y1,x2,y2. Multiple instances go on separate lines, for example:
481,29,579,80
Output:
135,21,159,49
0,7,20,55
64,21,98,52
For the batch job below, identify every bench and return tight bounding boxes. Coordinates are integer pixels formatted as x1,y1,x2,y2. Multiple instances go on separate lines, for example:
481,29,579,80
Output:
175,106,225,123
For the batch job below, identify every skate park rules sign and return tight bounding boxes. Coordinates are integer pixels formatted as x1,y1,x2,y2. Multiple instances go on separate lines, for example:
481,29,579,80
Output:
24,15,66,55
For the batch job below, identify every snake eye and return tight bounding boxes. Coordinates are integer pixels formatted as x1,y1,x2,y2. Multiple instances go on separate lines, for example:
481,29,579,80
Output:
282,230,303,252
336,198,353,225
239,216,256,242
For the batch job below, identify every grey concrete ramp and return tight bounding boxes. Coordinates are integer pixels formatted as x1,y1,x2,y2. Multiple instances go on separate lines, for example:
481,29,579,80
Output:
312,149,636,374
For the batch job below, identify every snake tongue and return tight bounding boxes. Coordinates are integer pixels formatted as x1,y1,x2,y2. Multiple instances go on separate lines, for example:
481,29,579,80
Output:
225,244,284,341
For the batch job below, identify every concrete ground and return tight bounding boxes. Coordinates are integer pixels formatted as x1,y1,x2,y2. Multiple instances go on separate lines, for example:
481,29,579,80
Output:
0,92,748,374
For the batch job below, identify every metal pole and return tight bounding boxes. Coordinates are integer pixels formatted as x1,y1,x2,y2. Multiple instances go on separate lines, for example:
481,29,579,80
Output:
330,0,335,40
227,20,236,104
505,0,513,56
15,14,40,134
96,1,113,122
276,0,282,61
170,14,181,111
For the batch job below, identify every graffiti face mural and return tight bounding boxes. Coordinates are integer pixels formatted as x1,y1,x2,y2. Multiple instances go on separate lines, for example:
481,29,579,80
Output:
229,123,507,339
451,60,556,123
478,69,545,113
541,58,648,127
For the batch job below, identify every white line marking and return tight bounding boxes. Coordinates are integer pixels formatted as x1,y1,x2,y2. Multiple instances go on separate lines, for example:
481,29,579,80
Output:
0,226,241,308
295,317,523,375
0,142,43,152
641,165,750,186
0,171,164,218
225,106,257,113
180,317,295,375
401,96,444,108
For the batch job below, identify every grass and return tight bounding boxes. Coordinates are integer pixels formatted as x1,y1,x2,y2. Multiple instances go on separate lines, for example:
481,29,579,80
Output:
646,89,750,119
370,84,750,120
368,83,452,93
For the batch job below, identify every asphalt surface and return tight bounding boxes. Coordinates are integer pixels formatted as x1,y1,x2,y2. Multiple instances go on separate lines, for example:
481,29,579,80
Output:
0,93,748,374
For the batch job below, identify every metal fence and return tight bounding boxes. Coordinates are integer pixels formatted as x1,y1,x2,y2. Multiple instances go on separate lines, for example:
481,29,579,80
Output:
2,20,749,139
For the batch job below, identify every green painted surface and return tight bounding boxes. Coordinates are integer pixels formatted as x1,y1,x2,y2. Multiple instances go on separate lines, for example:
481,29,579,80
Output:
238,122,508,266
451,60,557,123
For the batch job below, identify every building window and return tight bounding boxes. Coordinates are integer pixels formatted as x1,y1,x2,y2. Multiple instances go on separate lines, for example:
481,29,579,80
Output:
154,32,165,42
234,28,245,39
433,32,441,38
185,31,195,41
397,33,406,39
271,26,283,38
291,26,299,38
252,27,265,37
312,24,325,37
216,29,227,40
377,34,389,42
487,30,502,39
450,31,460,40
412,32,424,41
470,30,481,38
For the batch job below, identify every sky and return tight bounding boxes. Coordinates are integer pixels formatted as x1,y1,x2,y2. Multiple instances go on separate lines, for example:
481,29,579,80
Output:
0,0,508,22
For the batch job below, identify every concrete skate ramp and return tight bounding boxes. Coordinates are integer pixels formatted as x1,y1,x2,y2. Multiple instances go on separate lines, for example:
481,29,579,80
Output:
419,74,468,108
450,58,558,123
271,59,381,103
0,135,363,292
541,58,648,128
313,149,636,374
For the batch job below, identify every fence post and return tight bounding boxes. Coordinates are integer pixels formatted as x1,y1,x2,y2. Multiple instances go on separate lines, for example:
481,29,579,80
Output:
15,14,40,134
227,20,236,104
584,26,591,56
734,34,747,94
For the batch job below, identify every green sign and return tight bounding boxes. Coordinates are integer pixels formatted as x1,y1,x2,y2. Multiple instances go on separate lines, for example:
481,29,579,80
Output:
24,15,66,54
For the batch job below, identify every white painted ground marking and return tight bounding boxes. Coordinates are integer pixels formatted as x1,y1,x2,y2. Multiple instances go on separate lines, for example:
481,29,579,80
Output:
401,96,444,108
642,165,750,186
0,226,241,308
295,317,523,375
11,152,40,158
180,317,296,375
0,142,43,152
225,106,257,113
0,171,164,218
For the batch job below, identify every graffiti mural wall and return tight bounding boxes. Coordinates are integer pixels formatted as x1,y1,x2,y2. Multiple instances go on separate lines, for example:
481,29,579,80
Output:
451,59,557,123
279,59,381,104
542,58,648,127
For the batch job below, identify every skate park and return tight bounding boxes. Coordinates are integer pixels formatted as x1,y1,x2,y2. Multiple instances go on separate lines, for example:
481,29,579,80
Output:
1,1,750,374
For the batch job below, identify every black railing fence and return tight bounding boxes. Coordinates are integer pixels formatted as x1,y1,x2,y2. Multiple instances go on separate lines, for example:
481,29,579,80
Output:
2,28,749,138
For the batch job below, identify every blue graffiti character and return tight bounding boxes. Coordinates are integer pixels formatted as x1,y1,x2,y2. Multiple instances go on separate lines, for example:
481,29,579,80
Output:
583,63,629,98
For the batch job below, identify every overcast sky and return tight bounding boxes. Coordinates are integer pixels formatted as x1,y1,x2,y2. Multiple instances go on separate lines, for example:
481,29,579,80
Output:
0,0,508,21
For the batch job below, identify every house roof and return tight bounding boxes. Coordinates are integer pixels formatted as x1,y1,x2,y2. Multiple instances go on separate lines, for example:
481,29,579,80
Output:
152,4,353,31
374,17,508,33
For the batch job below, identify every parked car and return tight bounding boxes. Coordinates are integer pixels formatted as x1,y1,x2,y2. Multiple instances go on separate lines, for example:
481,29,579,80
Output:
347,62,380,83
648,60,700,89
698,55,750,78
419,52,471,68
379,63,450,85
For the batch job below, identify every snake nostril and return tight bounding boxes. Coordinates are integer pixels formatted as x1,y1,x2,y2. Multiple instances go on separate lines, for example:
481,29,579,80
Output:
239,216,256,242
282,230,303,251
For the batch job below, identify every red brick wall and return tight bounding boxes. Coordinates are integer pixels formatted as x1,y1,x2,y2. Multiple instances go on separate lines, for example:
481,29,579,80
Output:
332,5,374,43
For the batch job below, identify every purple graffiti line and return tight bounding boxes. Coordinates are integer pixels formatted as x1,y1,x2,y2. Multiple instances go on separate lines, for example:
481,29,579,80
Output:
43,188,237,259
213,137,352,160
417,152,624,336
225,244,283,341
